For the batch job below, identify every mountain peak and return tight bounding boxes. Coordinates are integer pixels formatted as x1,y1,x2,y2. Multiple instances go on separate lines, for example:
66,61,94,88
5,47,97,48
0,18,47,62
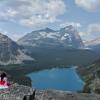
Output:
64,25,74,29
45,27,52,30
39,27,55,32
0,32,6,37
61,25,76,31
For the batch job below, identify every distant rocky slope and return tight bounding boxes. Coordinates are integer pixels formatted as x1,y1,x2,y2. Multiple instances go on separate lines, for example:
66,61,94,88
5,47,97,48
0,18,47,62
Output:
18,25,84,48
77,60,100,94
0,33,34,65
85,38,100,53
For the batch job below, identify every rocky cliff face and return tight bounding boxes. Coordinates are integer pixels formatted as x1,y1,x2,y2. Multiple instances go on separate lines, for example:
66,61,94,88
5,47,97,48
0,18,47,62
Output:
77,60,100,94
0,83,100,100
0,33,33,65
18,25,84,48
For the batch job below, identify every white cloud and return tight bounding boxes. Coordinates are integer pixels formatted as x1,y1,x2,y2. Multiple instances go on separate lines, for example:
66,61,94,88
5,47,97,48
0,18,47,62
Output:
88,24,100,33
0,0,66,27
79,32,85,37
75,0,100,12
79,23,100,41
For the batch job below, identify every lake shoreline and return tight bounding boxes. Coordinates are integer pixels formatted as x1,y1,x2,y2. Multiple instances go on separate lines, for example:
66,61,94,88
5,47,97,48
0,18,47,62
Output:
27,66,84,92
0,65,85,92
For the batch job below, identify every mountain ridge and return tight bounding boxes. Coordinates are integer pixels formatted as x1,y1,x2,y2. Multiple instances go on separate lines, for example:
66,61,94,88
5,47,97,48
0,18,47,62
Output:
85,37,100,47
18,25,84,48
0,33,34,65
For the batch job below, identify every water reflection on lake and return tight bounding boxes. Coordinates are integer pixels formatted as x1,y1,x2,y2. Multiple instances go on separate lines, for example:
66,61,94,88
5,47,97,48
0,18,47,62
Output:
27,67,84,91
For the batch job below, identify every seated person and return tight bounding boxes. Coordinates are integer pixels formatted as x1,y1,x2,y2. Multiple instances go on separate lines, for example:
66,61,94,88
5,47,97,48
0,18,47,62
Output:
0,72,10,89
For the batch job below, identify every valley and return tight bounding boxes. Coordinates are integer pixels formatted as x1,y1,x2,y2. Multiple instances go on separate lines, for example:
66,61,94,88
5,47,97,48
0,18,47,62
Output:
0,0,100,99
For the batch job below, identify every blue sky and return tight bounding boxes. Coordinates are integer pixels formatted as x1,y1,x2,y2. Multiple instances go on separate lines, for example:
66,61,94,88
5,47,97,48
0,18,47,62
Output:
0,0,100,41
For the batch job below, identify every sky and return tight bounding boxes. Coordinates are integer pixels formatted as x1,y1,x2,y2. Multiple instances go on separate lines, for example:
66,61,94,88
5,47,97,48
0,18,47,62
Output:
0,0,100,41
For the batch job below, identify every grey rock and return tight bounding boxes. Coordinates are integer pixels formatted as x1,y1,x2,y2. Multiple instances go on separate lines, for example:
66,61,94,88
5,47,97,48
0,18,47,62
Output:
0,33,34,65
0,84,100,100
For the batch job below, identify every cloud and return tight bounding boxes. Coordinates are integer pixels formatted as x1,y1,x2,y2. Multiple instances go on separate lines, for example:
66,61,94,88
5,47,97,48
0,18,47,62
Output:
79,23,100,41
0,0,66,27
79,32,85,37
75,0,100,12
88,24,100,33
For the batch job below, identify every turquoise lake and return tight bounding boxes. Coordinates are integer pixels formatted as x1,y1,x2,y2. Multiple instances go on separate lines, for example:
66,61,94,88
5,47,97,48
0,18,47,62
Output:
27,67,84,91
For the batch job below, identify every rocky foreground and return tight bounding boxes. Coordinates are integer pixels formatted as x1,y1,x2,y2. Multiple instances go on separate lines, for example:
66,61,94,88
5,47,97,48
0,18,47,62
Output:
0,83,100,100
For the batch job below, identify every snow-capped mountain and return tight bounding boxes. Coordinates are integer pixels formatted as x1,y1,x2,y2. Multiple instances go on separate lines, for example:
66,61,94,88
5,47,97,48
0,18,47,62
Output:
18,25,84,48
0,33,34,65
